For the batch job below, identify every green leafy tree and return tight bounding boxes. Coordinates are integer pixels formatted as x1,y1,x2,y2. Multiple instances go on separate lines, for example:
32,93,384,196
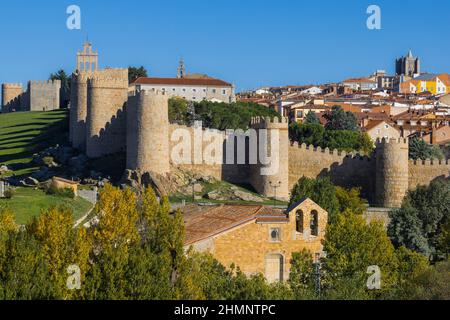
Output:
288,250,317,299
128,66,148,83
323,106,358,131
0,232,56,300
304,111,320,124
289,177,339,222
169,97,189,124
322,210,398,299
170,100,279,130
409,137,444,160
335,187,367,215
400,259,450,300
388,179,450,260
50,69,70,94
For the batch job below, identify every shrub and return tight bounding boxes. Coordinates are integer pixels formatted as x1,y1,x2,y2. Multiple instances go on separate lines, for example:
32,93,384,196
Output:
46,186,75,199
4,189,15,199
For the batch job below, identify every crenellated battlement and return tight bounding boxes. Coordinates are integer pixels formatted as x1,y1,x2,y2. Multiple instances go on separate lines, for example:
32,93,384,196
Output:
410,159,450,166
128,89,167,97
28,80,61,86
250,116,289,129
2,83,23,88
87,77,128,89
289,142,372,161
375,137,409,146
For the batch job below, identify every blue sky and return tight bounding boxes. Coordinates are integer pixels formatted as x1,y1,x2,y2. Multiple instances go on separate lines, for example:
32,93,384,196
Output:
0,0,449,91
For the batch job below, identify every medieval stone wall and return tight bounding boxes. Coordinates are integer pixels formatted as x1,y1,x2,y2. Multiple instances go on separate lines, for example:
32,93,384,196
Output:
288,144,375,201
409,159,450,189
28,80,61,111
168,124,250,184
85,69,128,158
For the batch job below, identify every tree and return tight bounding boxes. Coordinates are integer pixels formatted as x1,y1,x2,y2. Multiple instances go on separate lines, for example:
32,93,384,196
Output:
322,210,398,298
288,250,317,299
169,97,189,125
304,111,320,124
0,232,57,300
93,183,140,251
27,206,91,299
50,69,71,108
289,122,374,154
399,259,450,300
289,177,339,222
128,66,148,83
50,69,70,94
323,106,358,131
388,179,450,260
409,137,444,161
335,187,367,215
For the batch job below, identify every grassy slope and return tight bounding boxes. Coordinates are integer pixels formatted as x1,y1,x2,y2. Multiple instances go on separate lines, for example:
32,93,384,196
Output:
0,187,92,225
0,110,92,224
0,110,68,177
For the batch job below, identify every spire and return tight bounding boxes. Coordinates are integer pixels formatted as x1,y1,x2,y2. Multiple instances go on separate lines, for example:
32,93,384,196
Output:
177,58,186,79
408,49,413,58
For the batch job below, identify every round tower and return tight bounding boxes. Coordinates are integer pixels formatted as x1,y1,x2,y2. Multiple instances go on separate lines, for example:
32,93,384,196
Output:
85,70,128,158
126,89,170,176
375,138,409,208
249,116,289,201
70,72,90,149
2,83,23,112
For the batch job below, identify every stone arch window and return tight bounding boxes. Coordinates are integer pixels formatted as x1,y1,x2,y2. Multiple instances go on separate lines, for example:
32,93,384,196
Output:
296,210,304,233
265,254,284,283
310,210,319,236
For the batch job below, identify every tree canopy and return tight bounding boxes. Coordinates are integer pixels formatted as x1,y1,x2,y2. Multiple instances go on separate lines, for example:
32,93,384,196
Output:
409,137,444,161
388,179,450,261
128,66,148,83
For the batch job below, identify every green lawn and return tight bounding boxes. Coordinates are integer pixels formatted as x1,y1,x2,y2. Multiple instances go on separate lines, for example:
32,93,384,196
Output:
0,110,68,177
0,187,93,225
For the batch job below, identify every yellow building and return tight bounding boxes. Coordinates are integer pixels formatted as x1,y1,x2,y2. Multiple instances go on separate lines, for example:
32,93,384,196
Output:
183,199,328,282
401,73,450,95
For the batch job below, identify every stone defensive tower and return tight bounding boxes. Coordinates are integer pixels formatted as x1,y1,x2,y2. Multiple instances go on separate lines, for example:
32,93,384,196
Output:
249,117,290,201
375,138,409,208
27,80,61,111
1,83,23,112
126,90,170,176
85,70,129,158
70,71,94,149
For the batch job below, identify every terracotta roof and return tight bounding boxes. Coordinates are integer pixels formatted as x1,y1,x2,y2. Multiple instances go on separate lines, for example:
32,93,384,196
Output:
182,204,287,245
131,77,232,87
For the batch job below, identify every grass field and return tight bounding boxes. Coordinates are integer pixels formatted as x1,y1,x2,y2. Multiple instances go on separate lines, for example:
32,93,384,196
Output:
0,110,68,177
0,187,93,225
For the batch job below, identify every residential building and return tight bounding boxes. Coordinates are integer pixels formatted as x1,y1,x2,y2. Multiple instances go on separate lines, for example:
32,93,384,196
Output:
400,73,450,95
130,77,236,103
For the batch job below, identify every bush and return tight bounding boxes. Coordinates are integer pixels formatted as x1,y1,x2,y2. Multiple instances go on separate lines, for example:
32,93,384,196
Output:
46,186,75,199
3,189,15,199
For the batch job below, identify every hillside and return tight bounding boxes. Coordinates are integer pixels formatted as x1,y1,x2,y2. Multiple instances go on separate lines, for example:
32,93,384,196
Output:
0,110,68,177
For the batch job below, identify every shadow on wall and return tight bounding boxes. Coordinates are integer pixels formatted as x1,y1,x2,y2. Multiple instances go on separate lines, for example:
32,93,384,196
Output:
87,103,127,158
318,154,376,203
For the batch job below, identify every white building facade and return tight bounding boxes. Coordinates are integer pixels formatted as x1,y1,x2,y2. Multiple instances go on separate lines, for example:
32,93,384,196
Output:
131,77,236,103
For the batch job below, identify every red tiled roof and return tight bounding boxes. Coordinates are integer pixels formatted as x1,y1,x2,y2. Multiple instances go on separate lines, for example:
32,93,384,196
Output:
131,77,232,87
182,204,287,245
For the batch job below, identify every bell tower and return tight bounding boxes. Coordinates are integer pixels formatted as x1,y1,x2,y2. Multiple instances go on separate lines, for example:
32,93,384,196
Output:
76,42,98,72
177,58,186,79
